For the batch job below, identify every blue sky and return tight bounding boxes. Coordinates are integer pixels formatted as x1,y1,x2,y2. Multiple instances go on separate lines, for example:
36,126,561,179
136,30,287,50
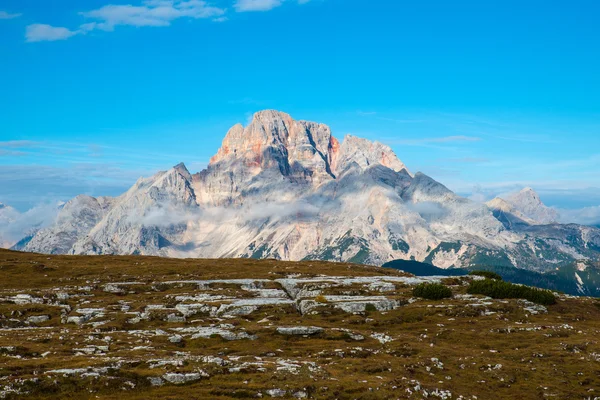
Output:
1,0,599,222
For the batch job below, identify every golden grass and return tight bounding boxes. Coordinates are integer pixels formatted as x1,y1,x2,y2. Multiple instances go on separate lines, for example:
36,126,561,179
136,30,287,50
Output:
0,249,599,399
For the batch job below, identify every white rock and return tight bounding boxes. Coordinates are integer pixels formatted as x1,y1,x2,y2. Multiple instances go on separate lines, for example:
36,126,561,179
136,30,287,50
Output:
266,389,286,398
276,326,324,336
162,373,202,384
26,315,50,324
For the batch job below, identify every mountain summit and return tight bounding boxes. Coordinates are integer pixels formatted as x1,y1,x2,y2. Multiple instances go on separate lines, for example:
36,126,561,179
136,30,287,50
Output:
487,187,559,226
17,111,600,271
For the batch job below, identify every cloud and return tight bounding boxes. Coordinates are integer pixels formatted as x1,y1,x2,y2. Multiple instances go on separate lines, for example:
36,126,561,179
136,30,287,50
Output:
0,140,39,148
26,0,317,42
26,1,225,42
80,0,225,31
136,200,320,229
0,11,21,19
0,164,148,211
397,136,481,146
26,24,78,42
557,206,600,227
407,201,448,221
0,150,27,157
234,0,284,12
0,203,61,248
234,0,310,12
443,157,490,164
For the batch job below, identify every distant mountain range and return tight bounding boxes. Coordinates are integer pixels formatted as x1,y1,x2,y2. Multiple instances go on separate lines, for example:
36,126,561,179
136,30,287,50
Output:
4,110,600,293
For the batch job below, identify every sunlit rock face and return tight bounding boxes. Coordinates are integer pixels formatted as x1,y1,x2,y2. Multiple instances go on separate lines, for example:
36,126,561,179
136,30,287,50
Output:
21,110,600,270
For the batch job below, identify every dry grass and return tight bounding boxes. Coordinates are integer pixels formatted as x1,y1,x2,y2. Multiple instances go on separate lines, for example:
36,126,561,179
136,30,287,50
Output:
1,249,600,399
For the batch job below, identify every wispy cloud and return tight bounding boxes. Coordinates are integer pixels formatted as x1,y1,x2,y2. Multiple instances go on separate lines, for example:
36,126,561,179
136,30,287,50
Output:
0,202,61,248
25,0,319,42
356,110,424,123
0,150,27,157
0,140,39,148
0,11,21,20
233,0,313,12
234,0,283,12
442,157,490,164
26,0,225,42
26,24,78,42
395,135,481,146
228,97,267,106
80,0,225,31
558,205,600,226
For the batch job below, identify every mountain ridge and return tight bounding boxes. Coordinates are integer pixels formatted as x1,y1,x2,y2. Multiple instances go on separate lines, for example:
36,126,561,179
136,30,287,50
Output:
10,110,600,287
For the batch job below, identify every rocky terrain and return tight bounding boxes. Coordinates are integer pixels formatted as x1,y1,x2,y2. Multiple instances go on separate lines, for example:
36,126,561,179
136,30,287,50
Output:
1,249,600,399
12,111,599,276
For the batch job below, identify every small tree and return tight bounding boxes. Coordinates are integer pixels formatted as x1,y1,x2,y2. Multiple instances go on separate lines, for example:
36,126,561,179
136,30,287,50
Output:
412,283,453,300
467,279,556,305
469,270,503,280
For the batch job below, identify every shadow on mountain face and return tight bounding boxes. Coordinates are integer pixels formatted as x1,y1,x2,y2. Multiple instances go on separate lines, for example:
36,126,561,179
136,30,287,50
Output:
382,259,468,276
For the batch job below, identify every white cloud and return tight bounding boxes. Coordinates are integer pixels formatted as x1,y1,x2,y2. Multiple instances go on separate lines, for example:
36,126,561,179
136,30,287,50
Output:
234,0,284,12
25,24,79,42
397,136,482,146
0,203,61,248
234,0,311,12
26,1,225,42
135,200,319,229
80,0,225,31
0,11,22,19
557,206,600,226
26,0,318,42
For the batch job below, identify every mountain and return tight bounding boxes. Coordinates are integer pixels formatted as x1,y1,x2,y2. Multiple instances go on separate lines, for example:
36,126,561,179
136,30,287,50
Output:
20,110,600,278
485,197,537,229
488,187,559,225
24,195,114,254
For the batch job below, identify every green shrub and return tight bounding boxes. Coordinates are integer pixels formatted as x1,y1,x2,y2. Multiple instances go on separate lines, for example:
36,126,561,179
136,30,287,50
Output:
467,279,556,305
469,270,503,280
365,303,377,312
412,283,452,300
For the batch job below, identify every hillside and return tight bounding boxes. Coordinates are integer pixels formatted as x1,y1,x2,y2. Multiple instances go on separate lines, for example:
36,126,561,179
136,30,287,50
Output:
1,250,600,399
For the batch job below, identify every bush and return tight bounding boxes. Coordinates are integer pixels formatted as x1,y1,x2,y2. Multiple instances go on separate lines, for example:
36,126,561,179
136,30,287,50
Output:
412,283,453,300
365,303,378,312
467,279,556,305
469,270,503,280
315,295,328,304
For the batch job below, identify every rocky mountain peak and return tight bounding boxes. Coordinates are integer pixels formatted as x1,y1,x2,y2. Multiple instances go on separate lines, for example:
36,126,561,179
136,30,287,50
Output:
172,162,192,181
334,135,410,176
500,187,558,225
208,110,409,183
516,187,541,202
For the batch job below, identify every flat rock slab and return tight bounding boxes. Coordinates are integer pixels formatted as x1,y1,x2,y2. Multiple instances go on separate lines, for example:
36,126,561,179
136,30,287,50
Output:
276,326,324,336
